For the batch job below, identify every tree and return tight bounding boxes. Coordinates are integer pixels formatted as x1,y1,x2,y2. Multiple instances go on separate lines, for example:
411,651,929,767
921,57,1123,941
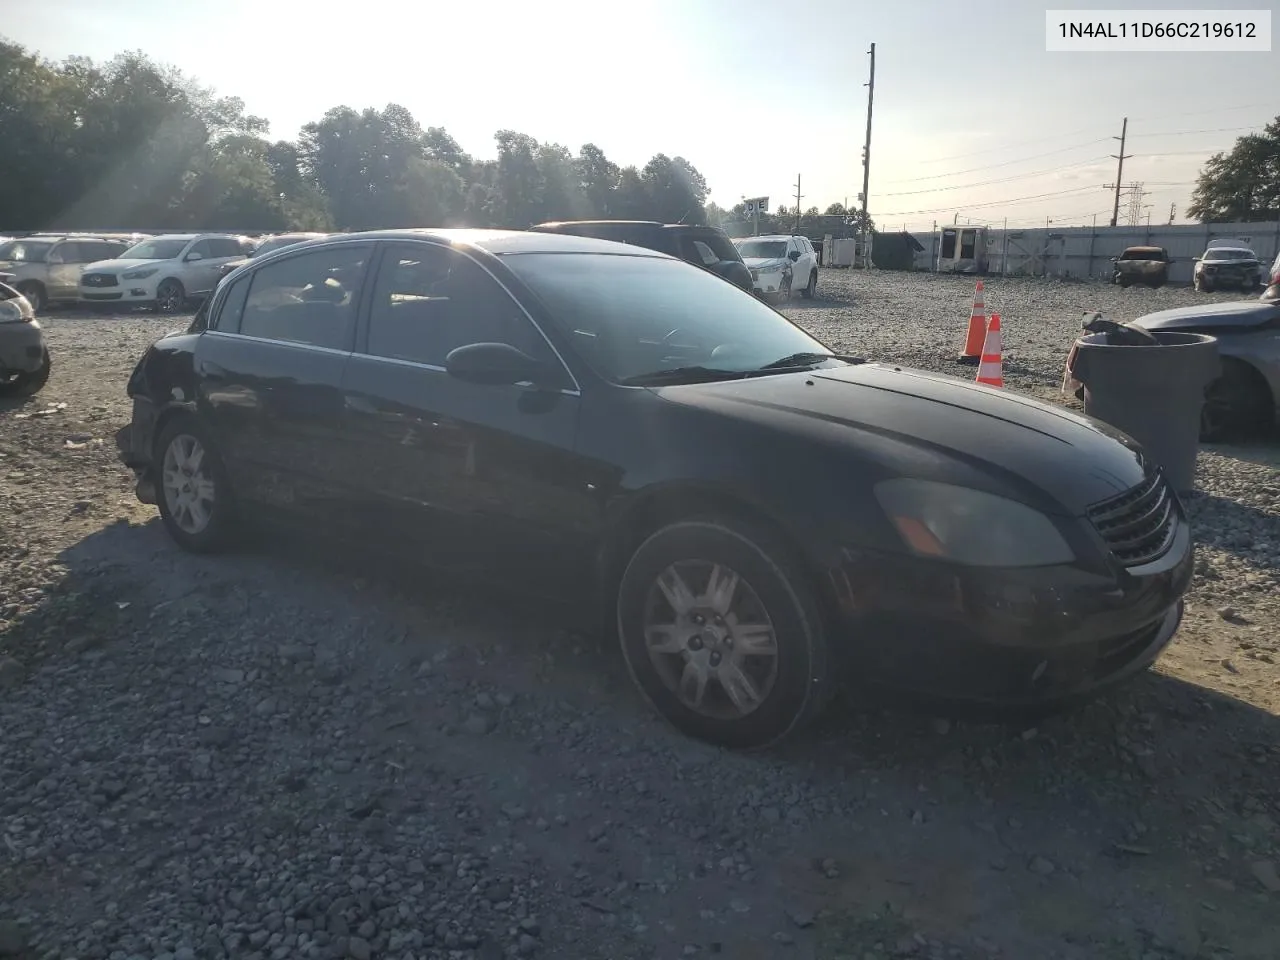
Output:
1187,117,1280,222
0,37,728,236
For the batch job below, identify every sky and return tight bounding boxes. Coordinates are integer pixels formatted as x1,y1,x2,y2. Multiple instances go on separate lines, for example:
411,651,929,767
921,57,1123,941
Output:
5,0,1278,233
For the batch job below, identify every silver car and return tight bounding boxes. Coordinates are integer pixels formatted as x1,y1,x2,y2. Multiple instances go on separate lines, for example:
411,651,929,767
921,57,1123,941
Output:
1132,285,1280,441
0,233,146,311
0,275,50,397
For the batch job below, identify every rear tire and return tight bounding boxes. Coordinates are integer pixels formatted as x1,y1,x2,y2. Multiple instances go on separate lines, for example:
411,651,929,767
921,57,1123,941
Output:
0,348,50,398
16,281,45,313
153,415,240,553
616,515,832,750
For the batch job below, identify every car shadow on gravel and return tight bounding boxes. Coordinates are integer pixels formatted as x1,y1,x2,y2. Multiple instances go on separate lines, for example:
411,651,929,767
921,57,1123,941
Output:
1184,491,1280,566
7,516,1280,958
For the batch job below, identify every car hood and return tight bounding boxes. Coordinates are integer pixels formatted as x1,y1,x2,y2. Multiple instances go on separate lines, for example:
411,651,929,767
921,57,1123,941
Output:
1133,300,1280,331
742,257,788,270
83,258,168,273
655,362,1149,515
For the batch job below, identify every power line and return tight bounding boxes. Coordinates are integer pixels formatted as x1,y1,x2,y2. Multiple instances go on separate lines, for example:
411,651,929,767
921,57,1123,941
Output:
878,155,1111,197
875,185,1098,219
1130,101,1278,123
1128,125,1259,139
910,126,1113,165
884,138,1111,183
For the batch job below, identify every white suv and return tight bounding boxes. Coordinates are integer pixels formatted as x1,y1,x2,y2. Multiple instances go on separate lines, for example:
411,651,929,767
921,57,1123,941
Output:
734,234,819,300
79,233,250,313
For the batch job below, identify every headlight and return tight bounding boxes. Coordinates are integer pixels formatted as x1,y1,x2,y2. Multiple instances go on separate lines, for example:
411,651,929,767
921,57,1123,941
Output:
873,478,1075,567
122,268,159,280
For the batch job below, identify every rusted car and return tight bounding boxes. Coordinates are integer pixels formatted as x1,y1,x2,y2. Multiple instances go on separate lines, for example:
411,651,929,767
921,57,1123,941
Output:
1111,246,1171,288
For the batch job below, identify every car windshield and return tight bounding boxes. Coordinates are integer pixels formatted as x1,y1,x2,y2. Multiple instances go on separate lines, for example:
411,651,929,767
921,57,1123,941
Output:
502,252,835,384
0,240,54,263
120,238,190,260
736,240,787,259
1204,248,1253,261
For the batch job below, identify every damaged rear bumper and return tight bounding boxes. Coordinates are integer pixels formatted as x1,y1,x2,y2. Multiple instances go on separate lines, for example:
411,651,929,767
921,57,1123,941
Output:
115,399,158,505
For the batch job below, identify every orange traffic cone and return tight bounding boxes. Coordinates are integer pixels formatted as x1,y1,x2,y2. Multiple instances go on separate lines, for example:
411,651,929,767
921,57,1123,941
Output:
975,313,1003,388
956,280,986,365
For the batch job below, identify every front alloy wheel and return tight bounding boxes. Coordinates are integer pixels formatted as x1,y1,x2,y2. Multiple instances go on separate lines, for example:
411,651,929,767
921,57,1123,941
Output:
155,279,186,313
643,560,780,719
617,517,831,750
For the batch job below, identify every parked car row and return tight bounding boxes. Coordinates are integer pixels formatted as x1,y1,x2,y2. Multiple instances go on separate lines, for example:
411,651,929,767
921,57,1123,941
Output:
0,231,330,314
1110,239,1271,292
115,227,1194,749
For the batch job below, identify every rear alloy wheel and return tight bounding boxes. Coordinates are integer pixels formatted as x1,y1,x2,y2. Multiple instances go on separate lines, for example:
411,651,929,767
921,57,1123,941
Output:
16,282,45,313
155,417,238,552
617,517,831,750
1200,359,1274,442
155,279,186,314
801,270,818,299
0,348,51,398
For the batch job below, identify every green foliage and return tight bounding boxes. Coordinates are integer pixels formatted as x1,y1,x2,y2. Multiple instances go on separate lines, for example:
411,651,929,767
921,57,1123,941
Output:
722,199,875,241
1188,116,1280,223
0,37,716,233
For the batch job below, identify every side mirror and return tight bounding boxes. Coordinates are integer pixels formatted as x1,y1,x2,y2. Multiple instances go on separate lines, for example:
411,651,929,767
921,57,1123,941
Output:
787,250,800,262
185,252,204,262
445,342,548,387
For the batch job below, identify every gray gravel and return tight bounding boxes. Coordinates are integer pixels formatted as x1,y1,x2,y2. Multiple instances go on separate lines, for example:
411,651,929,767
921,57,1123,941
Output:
2,272,1278,960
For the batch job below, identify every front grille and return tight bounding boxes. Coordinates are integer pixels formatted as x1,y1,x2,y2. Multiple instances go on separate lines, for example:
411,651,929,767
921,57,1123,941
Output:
1087,469,1177,567
82,273,118,288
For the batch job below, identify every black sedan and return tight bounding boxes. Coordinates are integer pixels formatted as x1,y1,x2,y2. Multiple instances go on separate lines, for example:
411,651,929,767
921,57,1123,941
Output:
118,229,1193,749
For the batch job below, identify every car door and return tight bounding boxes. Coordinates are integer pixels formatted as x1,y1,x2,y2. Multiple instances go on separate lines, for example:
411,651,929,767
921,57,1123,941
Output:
194,241,373,519
339,240,597,600
203,237,247,292
180,239,221,295
44,240,86,301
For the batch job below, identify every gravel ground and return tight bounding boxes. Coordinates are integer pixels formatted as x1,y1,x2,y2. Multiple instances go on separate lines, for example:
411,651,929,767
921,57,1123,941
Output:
2,271,1278,960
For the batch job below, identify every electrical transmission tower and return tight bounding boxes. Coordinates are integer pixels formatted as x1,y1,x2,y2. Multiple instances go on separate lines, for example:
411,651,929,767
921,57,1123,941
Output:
1122,182,1148,226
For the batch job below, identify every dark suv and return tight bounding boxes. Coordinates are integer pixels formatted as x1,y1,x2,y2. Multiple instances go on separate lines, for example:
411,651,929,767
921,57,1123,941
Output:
529,220,754,292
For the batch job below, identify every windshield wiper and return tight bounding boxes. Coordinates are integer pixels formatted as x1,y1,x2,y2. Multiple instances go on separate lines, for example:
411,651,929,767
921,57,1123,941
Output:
621,366,750,386
758,351,866,370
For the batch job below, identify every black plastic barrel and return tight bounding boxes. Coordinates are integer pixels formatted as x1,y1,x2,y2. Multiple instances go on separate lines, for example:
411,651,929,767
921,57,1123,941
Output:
1068,331,1220,494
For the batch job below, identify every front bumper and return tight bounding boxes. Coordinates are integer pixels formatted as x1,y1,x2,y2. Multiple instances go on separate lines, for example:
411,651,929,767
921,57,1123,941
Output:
1199,268,1260,287
827,522,1193,708
0,320,46,374
81,281,161,304
751,269,790,295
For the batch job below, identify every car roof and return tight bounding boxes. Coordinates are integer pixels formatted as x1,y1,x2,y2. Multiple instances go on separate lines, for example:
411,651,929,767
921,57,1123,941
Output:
741,234,801,241
301,228,674,258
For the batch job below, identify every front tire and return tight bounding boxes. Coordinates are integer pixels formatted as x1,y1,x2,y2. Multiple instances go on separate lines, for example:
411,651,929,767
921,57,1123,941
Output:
154,416,239,553
616,516,831,750
0,348,50,398
800,270,818,299
1200,359,1274,442
155,279,186,314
